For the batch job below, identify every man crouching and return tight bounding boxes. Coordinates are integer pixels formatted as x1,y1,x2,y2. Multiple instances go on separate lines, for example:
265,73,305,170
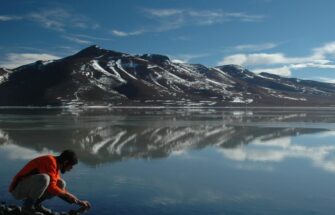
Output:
9,150,91,215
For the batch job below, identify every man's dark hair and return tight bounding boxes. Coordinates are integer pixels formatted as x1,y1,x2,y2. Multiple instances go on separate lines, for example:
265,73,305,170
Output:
58,150,78,165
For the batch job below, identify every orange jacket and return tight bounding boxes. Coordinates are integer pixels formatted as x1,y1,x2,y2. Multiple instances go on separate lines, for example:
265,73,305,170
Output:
9,155,66,196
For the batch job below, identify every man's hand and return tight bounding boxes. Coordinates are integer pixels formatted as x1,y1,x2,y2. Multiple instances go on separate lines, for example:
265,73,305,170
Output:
60,192,91,209
77,200,91,209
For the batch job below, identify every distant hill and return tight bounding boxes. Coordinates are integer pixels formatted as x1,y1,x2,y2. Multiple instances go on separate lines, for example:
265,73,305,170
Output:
1,45,335,106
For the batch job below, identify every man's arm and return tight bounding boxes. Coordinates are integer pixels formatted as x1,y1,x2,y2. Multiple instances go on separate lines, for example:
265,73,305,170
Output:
59,192,91,208
58,192,74,204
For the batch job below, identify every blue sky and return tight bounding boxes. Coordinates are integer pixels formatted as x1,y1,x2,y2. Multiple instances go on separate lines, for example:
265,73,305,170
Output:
1,0,335,82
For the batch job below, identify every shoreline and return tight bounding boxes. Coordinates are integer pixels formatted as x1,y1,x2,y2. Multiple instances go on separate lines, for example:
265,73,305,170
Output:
1,105,335,111
0,201,87,215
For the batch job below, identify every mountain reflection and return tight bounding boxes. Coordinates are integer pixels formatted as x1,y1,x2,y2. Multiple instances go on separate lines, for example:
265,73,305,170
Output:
0,109,334,166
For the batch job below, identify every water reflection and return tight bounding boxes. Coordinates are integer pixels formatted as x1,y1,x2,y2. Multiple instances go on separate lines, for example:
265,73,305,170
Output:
1,109,334,168
3,109,335,214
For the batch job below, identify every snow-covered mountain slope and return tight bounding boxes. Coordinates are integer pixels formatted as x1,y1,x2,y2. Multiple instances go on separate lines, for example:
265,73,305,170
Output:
1,45,335,106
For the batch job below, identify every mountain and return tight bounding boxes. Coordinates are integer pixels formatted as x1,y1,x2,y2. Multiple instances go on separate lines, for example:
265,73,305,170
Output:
1,45,335,106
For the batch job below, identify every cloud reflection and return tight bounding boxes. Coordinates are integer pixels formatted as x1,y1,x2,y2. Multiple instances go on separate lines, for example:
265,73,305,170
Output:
0,143,56,160
219,135,335,173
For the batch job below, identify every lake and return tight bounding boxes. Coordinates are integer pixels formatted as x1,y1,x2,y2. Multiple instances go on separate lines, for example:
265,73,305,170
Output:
1,107,335,215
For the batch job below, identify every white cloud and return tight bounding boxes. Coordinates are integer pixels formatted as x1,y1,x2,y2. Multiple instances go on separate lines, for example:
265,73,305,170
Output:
253,66,292,77
316,77,335,84
0,15,22,21
219,53,288,66
289,62,335,69
144,8,183,17
171,59,188,64
218,41,335,77
113,8,264,37
234,43,278,52
2,8,99,32
29,9,68,31
218,54,247,65
313,41,335,57
224,12,264,22
170,53,211,64
111,30,128,37
63,36,91,44
0,53,60,69
72,34,113,41
144,8,264,23
252,62,335,77
63,33,113,44
28,8,99,32
111,29,145,37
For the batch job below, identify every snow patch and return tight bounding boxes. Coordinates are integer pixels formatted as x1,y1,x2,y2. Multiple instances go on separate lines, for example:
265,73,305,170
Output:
206,78,222,86
105,61,127,83
116,59,137,80
212,68,235,84
148,65,158,69
134,57,149,63
164,71,186,83
257,74,275,81
80,60,128,91
91,60,112,77
0,74,9,84
173,64,197,76
150,74,167,89
42,60,54,65
230,97,254,104
276,95,307,101
243,73,254,79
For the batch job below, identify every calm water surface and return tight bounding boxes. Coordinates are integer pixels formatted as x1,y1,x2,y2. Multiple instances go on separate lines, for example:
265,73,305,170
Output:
1,108,335,214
